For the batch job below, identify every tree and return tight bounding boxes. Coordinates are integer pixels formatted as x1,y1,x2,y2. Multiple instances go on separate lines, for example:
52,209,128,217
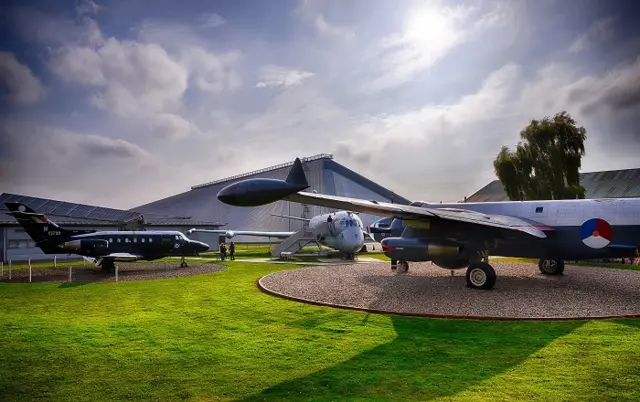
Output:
493,111,587,201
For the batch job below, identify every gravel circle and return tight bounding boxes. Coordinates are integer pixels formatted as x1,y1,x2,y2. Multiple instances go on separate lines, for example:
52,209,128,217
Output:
258,261,640,320
1,262,226,283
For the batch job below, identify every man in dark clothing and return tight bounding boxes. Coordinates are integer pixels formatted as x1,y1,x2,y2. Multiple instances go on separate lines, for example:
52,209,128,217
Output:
220,243,226,261
229,241,235,260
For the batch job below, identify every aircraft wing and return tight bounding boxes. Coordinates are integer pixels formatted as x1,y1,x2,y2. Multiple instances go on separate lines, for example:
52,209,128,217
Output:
285,192,551,239
101,253,143,261
187,229,295,239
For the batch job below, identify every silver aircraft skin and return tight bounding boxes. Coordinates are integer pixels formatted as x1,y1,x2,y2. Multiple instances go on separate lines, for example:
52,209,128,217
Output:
188,210,368,255
216,157,640,290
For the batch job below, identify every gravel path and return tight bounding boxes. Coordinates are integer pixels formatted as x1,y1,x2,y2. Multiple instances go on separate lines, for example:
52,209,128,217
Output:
1,262,226,283
259,261,640,320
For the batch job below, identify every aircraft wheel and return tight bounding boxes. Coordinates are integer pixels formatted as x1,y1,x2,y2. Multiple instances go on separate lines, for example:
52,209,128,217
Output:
398,261,409,273
465,262,496,290
102,260,115,273
538,259,565,275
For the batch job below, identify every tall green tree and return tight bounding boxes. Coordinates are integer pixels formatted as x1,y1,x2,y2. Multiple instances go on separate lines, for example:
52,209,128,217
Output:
493,111,587,200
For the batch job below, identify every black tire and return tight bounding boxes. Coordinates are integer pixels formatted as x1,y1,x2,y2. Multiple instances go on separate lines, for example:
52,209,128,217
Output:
538,259,565,275
465,262,497,290
399,261,409,272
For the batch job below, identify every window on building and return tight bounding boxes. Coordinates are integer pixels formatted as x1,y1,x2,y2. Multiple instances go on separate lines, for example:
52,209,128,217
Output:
536,207,544,213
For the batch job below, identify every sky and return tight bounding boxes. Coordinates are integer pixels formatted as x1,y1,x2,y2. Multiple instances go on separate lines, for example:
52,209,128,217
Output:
1,0,639,209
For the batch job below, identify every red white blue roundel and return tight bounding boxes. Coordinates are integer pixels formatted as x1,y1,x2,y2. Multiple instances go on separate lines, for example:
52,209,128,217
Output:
580,218,612,249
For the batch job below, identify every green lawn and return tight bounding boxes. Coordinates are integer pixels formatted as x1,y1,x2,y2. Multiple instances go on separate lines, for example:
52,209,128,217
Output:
0,260,638,401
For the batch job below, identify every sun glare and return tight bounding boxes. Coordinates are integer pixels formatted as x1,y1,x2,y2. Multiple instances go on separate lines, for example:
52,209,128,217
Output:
404,7,455,45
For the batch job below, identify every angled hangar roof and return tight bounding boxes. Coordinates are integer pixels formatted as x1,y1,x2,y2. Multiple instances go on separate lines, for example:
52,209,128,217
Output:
0,193,223,227
132,154,411,229
465,168,640,202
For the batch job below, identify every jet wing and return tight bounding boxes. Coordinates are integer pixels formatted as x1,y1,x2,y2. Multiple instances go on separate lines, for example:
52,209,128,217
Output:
285,192,550,239
187,229,295,239
101,253,142,261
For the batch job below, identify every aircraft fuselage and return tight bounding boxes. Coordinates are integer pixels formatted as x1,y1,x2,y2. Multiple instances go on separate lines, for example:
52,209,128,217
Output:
307,210,365,254
50,230,210,261
376,198,640,261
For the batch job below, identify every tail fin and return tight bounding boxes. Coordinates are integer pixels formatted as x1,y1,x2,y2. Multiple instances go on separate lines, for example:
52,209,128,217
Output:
5,203,78,248
285,158,308,187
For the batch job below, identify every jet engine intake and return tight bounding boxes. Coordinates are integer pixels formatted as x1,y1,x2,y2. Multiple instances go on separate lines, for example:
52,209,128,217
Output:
380,237,463,262
62,239,109,253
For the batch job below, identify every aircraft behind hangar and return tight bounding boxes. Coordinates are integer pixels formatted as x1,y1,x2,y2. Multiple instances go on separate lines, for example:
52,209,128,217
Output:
188,210,372,258
215,157,640,290
5,202,210,272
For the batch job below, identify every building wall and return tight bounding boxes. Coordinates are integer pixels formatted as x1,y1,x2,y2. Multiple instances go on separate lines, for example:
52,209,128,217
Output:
466,168,640,203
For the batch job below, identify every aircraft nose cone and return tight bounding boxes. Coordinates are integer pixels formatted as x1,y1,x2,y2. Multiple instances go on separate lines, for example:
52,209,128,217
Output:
193,241,209,253
217,187,235,204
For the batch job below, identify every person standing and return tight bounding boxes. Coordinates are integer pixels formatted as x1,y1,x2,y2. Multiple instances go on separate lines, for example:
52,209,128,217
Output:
229,241,235,260
220,243,227,261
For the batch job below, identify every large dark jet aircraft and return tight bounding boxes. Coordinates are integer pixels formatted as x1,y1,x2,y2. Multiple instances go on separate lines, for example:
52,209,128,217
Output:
5,203,210,272
216,158,640,290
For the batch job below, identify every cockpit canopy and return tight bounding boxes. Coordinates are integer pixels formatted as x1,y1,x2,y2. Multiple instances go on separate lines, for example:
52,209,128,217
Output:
339,215,363,228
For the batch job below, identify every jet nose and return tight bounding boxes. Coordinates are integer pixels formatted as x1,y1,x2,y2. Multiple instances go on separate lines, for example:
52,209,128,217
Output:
345,228,365,252
217,188,234,204
192,240,210,253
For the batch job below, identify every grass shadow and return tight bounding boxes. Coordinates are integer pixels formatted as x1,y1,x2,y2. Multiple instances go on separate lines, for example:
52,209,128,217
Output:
239,315,586,401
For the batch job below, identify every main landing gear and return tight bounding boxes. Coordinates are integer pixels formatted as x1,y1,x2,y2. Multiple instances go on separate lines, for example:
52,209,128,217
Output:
391,260,409,273
98,258,116,273
465,261,496,290
538,259,565,275
465,252,496,290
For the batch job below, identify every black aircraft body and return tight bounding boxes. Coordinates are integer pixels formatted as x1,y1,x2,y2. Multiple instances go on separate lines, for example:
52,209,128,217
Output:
5,202,210,272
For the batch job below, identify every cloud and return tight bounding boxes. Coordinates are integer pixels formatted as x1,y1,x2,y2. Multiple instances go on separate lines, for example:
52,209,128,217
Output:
0,52,45,104
199,13,226,28
580,56,640,113
0,119,156,207
148,113,200,141
183,47,242,94
2,0,640,209
50,38,189,117
74,134,150,160
569,16,616,53
362,2,506,92
515,55,640,156
332,64,522,201
255,65,315,89
295,0,355,41
314,14,355,40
